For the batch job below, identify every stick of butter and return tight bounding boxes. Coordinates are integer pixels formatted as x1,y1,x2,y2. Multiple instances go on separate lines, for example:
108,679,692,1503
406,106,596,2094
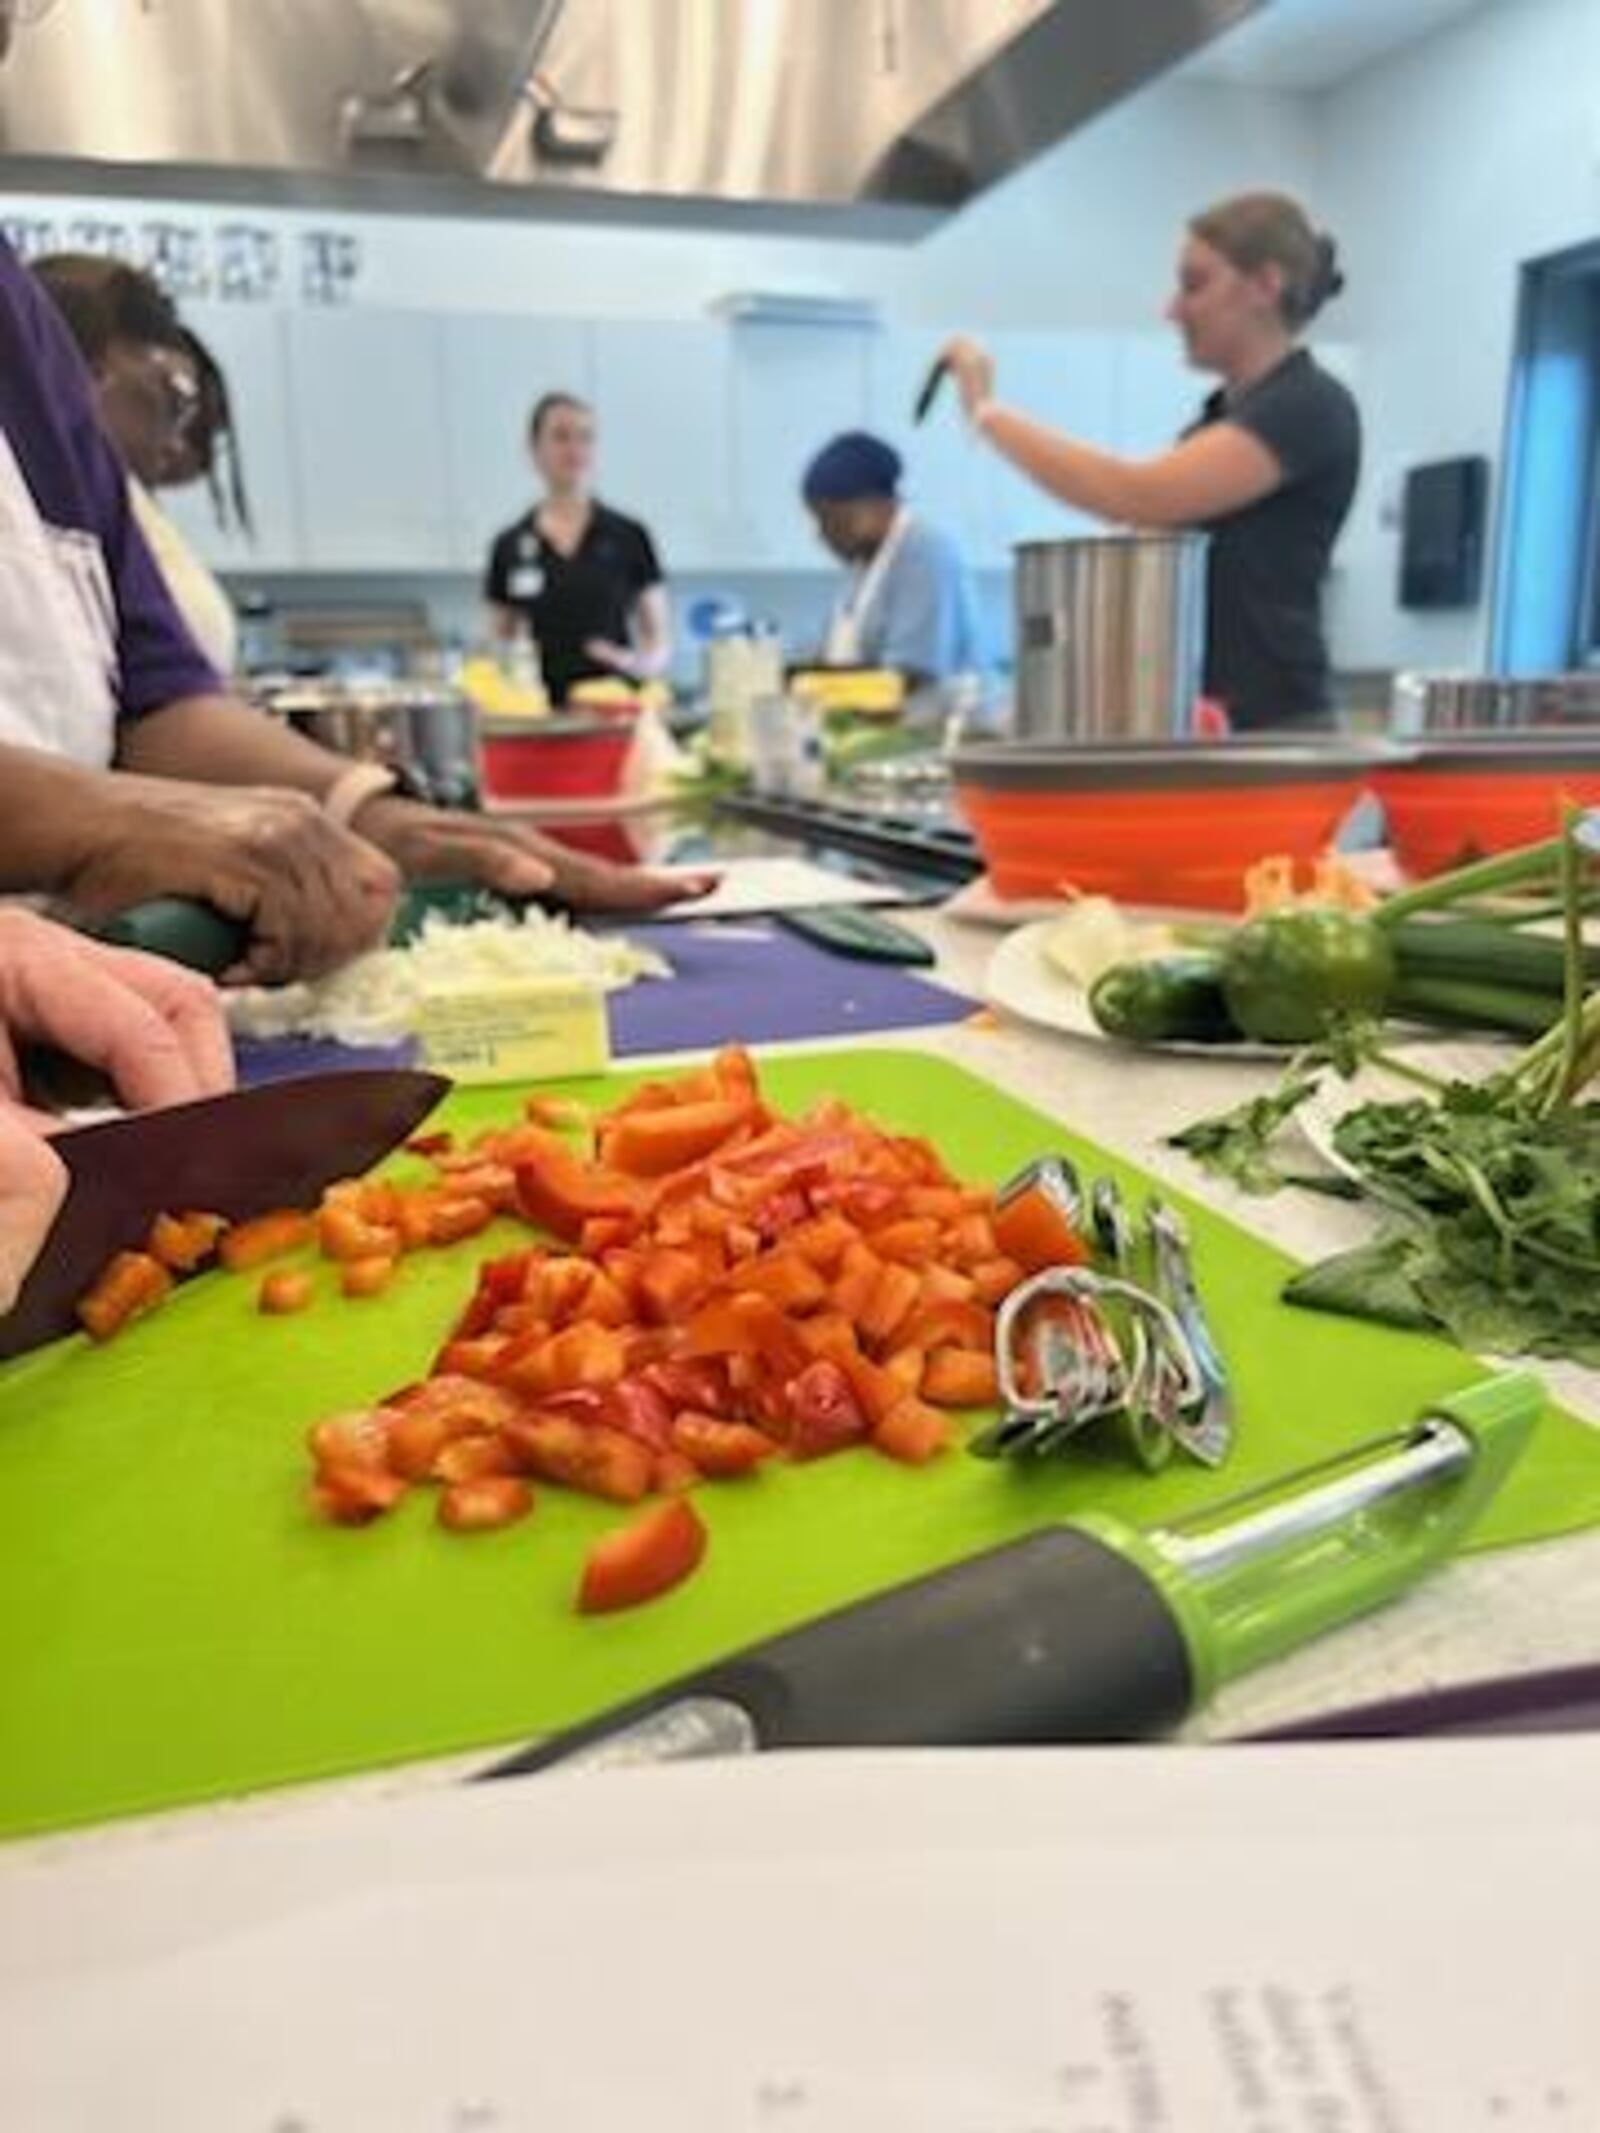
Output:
415,976,610,1085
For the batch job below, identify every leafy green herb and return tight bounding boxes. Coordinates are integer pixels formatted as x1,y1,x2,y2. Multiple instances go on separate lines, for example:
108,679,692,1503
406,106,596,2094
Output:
1280,1235,1436,1331
1170,813,1600,1363
1168,1064,1346,1196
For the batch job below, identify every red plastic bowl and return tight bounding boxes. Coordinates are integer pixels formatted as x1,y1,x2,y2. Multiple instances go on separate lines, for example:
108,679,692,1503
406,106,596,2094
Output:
478,716,633,804
1371,734,1600,878
950,740,1387,912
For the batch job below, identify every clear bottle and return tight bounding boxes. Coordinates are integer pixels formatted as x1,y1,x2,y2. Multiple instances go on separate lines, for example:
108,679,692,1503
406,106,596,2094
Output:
505,620,545,700
236,592,278,675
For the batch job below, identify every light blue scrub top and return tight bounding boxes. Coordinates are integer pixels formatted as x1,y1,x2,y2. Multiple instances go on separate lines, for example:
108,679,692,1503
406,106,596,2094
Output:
857,514,985,680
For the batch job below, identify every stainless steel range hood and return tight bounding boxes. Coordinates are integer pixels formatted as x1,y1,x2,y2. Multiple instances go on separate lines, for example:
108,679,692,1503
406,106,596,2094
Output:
0,0,1270,229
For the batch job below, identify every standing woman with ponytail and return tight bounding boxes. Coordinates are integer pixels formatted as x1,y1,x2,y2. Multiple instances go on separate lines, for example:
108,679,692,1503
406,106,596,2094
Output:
941,193,1359,733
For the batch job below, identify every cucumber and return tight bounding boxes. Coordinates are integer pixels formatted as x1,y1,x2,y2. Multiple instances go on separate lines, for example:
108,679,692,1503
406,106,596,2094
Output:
1088,954,1240,1046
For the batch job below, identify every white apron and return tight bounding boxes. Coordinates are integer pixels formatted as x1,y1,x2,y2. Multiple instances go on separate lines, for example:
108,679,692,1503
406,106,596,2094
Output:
0,429,120,767
823,506,911,667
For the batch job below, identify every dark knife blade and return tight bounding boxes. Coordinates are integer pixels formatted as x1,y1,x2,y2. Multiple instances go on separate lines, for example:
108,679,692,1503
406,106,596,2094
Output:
912,355,949,425
0,1069,449,1363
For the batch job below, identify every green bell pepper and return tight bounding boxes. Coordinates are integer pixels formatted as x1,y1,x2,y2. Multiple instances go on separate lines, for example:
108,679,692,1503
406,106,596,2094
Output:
1221,908,1394,1044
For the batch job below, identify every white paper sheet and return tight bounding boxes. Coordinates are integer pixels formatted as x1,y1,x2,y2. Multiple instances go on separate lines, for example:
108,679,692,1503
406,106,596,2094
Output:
2,1738,1595,2131
655,856,910,919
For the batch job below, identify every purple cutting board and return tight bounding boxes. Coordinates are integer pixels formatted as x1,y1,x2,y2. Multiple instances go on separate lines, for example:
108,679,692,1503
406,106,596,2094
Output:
235,921,973,1085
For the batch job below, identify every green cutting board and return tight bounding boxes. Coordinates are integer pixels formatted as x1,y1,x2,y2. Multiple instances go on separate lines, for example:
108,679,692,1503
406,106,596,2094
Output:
2,1050,1598,1840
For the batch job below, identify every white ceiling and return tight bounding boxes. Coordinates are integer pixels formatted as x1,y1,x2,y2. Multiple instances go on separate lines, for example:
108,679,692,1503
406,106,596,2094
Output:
1179,0,1494,91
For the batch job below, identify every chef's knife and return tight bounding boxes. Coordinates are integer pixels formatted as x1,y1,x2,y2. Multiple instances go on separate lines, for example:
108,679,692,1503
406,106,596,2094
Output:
0,1069,448,1362
912,355,950,425
485,1372,1539,1774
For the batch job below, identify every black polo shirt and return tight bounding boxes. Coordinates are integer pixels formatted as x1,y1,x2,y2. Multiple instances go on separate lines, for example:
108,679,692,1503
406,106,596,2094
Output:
483,501,663,704
1184,349,1360,732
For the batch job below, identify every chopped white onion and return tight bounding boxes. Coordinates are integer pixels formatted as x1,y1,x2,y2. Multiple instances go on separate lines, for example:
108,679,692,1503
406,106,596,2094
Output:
228,910,670,1045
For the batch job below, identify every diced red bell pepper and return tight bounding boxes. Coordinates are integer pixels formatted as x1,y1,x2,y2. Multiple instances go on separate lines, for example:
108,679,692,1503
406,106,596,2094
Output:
784,1357,869,1459
684,1292,808,1377
504,1417,653,1504
147,1209,227,1274
218,1209,313,1273
724,1249,828,1314
991,1192,1087,1276
258,1268,315,1315
311,1464,409,1524
434,1433,523,1484
898,1298,994,1355
859,1260,921,1349
635,1246,708,1324
503,1322,629,1397
318,1201,402,1264
640,1357,732,1416
306,1407,397,1472
427,1196,494,1247
710,1045,761,1108
669,1412,778,1478
77,1250,173,1342
969,1257,1026,1306
921,1348,999,1408
604,1375,676,1452
651,1450,702,1496
577,1499,708,1614
437,1475,533,1531
872,1395,953,1465
865,1217,941,1265
514,1130,641,1243
601,1098,753,1179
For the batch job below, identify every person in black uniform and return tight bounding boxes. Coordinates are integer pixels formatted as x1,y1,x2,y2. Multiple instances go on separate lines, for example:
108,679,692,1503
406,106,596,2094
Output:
483,391,672,705
940,193,1359,732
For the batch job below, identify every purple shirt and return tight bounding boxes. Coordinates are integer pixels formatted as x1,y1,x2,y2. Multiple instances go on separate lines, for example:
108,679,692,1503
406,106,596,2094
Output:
0,237,219,720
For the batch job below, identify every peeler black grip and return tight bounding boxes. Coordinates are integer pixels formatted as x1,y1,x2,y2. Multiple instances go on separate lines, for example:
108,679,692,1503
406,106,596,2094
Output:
486,1526,1196,1778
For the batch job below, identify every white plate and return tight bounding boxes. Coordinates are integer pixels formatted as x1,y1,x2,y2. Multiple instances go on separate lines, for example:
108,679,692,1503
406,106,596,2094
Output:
983,919,1289,1060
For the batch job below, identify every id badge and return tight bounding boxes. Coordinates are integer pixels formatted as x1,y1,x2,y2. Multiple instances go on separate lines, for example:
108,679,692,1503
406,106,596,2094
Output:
507,564,544,601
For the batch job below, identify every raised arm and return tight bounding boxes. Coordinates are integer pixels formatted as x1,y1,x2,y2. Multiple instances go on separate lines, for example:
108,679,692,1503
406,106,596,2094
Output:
941,336,1282,530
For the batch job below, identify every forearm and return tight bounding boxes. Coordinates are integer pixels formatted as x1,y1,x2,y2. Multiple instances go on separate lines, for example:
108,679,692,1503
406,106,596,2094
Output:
628,588,673,680
116,694,346,802
0,746,121,894
975,406,1180,529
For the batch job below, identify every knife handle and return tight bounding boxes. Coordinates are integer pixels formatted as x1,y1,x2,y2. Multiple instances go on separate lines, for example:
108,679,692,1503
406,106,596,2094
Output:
486,1525,1195,1778
912,355,950,425
91,897,252,978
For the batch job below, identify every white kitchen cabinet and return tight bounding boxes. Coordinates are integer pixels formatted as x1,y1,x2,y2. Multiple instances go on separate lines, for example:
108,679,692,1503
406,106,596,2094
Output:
284,308,453,570
978,331,1120,561
729,323,873,569
439,315,594,571
159,300,302,573
866,328,989,564
591,320,736,572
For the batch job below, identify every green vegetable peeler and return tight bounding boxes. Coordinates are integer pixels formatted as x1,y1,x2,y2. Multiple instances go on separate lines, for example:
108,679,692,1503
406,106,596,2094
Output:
490,1371,1542,1772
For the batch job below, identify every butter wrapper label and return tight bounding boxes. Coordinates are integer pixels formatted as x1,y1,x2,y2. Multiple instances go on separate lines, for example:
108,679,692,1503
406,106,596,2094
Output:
416,977,610,1086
